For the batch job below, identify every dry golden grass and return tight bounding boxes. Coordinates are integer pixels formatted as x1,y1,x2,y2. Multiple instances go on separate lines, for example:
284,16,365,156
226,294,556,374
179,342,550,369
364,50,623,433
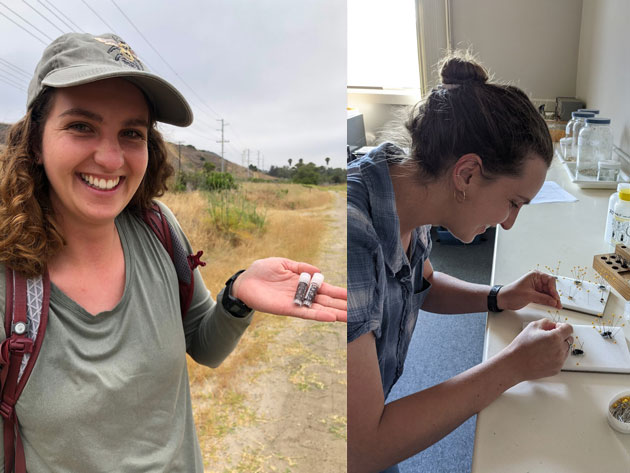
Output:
158,183,340,465
239,181,334,210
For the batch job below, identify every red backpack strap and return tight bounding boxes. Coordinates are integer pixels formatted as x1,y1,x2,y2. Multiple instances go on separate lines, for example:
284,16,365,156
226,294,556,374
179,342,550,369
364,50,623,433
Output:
0,268,50,473
142,203,206,318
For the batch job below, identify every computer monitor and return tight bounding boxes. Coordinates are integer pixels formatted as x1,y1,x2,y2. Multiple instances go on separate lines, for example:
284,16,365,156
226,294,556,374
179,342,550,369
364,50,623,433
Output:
347,111,367,153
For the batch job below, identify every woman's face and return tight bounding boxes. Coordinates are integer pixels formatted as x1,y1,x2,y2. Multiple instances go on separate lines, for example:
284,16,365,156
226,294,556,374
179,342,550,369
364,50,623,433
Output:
40,78,149,229
448,156,548,243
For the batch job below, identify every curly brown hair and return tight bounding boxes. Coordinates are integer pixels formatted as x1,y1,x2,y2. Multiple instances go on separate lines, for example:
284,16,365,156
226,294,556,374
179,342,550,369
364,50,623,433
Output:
0,87,174,277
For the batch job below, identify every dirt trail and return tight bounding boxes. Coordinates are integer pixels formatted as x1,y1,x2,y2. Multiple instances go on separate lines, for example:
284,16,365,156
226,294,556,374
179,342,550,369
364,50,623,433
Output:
208,190,347,473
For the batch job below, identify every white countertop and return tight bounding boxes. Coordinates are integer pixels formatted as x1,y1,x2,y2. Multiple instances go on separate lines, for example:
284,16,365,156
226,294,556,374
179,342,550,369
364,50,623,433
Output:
472,155,630,472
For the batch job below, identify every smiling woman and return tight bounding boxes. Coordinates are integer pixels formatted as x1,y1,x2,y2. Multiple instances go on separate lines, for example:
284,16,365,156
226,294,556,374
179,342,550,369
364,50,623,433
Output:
0,32,346,473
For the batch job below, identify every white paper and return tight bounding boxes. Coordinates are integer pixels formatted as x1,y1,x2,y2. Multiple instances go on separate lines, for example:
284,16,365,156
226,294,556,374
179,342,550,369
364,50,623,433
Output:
531,181,578,204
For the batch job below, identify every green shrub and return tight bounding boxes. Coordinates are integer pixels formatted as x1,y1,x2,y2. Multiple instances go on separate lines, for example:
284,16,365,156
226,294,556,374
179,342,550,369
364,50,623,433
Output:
206,191,266,244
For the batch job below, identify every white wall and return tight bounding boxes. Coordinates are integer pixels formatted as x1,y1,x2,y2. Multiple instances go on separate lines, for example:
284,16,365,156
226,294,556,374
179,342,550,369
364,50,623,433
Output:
576,0,630,155
450,0,583,102
350,0,585,141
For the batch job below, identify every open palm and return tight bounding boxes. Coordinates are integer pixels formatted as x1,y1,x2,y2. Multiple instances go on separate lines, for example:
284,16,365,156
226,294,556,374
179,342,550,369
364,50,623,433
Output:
232,257,347,322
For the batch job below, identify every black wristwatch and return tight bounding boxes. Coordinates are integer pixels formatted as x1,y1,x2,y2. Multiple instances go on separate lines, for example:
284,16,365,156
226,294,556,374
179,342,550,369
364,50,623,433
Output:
487,284,504,312
222,270,253,318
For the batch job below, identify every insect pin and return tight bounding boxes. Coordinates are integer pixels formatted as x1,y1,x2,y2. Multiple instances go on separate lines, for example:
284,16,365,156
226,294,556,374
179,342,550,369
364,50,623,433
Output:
571,336,584,356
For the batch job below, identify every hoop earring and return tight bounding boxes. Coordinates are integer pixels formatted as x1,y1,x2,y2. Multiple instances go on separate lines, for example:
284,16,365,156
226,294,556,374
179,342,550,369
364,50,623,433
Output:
454,189,466,203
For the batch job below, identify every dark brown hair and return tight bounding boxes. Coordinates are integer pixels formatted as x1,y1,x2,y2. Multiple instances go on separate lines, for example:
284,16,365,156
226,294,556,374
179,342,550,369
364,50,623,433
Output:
0,86,174,277
405,52,553,180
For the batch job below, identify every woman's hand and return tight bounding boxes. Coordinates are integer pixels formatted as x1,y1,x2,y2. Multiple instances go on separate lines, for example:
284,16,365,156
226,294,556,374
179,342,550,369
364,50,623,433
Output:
230,257,347,322
497,271,562,311
503,318,573,382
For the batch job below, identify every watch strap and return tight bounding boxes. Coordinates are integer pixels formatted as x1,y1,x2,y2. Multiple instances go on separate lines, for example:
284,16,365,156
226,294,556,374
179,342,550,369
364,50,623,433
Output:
222,270,253,318
488,284,503,312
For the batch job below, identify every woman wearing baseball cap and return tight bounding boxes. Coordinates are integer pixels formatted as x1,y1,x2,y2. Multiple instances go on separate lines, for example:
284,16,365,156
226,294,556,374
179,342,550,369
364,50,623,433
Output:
0,32,346,472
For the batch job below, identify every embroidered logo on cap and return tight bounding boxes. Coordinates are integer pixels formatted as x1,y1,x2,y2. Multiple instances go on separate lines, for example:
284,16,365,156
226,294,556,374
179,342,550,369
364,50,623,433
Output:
94,36,144,71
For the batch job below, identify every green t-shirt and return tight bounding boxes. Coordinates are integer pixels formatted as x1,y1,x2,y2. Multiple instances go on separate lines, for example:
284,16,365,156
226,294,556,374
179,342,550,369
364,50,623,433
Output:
0,202,253,472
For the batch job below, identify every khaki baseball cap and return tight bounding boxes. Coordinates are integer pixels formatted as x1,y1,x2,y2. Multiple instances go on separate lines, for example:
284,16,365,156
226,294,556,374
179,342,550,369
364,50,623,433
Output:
27,32,193,127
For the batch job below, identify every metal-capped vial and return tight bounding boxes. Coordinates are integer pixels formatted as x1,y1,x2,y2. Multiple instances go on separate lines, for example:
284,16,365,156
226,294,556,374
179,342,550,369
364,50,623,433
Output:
293,272,312,306
303,272,324,308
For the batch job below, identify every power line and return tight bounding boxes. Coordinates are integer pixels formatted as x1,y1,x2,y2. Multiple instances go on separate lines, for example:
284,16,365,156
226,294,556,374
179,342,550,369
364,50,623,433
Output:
80,0,117,35
0,58,31,78
110,0,222,119
41,0,82,32
0,9,47,44
0,69,28,87
0,75,27,92
22,0,64,35
0,65,29,84
0,1,53,41
35,0,73,32
180,126,219,143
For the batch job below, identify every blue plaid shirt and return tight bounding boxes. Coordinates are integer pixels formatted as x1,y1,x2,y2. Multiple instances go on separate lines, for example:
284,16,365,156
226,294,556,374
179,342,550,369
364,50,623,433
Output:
348,143,432,399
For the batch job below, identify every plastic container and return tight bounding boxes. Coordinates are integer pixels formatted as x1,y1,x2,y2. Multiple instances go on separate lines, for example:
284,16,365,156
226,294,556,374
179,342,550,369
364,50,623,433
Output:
570,112,596,162
604,183,630,247
612,189,630,246
608,390,630,434
598,160,620,181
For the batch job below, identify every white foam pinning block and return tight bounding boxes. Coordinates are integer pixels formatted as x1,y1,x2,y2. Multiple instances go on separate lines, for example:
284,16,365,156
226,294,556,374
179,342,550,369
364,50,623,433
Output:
554,275,610,316
521,322,630,373
562,324,630,373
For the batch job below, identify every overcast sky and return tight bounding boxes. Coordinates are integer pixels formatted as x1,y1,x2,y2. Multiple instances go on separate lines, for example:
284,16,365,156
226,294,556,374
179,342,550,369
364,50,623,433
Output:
0,0,346,169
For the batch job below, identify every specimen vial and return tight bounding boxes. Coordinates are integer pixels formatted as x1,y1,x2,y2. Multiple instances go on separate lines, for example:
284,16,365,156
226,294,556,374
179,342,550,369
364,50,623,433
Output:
303,272,324,308
293,272,312,306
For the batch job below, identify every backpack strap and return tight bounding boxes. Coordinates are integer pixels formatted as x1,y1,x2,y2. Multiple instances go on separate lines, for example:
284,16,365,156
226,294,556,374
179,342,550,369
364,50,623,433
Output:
0,268,50,473
142,202,206,318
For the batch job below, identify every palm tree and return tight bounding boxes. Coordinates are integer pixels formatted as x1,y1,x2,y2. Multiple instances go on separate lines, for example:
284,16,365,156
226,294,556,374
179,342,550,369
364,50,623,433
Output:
325,157,330,168
288,158,293,168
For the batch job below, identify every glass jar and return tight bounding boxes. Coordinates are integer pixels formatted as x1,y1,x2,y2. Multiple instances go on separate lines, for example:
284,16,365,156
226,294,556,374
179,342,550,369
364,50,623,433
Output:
576,117,613,180
570,112,595,161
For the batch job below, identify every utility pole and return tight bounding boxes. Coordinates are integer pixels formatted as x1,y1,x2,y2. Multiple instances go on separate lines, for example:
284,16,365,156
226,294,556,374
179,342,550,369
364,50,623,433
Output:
247,148,251,179
257,150,260,171
177,141,182,175
216,119,229,173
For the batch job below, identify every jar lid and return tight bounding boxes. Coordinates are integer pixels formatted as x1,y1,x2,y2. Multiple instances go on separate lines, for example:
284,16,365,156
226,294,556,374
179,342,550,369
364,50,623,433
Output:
619,189,630,201
586,117,611,124
572,112,596,118
578,109,600,114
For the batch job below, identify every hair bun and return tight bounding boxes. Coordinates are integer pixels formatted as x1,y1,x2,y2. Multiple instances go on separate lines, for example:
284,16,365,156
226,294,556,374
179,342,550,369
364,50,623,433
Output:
439,54,488,85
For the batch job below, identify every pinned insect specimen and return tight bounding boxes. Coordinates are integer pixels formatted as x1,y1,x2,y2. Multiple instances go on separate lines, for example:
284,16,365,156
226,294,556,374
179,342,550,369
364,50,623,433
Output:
593,313,626,342
571,336,585,356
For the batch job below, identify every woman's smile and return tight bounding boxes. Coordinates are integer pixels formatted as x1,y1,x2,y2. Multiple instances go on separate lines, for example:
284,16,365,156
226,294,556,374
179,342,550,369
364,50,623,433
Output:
78,173,124,191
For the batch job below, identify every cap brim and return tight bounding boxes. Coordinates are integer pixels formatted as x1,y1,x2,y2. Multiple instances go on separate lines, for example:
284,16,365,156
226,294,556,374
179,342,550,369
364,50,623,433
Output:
41,65,193,127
